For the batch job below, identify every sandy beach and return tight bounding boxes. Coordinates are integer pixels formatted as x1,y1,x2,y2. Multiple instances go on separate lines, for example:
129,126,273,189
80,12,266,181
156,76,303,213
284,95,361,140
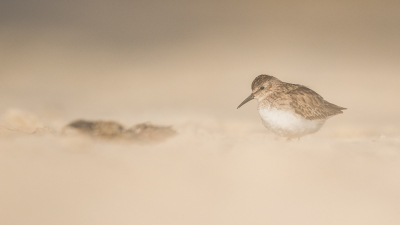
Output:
1,1,400,224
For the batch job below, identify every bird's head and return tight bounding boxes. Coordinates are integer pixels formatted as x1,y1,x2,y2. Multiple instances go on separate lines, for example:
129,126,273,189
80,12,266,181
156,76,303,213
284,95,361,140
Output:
237,75,279,109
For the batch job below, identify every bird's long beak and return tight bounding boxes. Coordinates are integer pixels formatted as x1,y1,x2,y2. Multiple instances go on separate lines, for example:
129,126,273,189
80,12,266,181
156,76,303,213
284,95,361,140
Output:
237,93,254,109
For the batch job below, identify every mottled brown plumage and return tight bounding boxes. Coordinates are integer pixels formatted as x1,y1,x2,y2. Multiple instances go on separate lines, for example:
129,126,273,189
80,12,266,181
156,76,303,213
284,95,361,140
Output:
287,86,346,120
250,75,346,120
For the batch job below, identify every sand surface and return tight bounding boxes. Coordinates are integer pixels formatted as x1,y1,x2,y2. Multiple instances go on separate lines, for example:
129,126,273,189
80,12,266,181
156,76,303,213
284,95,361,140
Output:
1,1,400,224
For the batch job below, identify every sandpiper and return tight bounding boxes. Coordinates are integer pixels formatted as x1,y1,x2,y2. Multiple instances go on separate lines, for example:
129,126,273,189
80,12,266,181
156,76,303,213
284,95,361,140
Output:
237,75,346,140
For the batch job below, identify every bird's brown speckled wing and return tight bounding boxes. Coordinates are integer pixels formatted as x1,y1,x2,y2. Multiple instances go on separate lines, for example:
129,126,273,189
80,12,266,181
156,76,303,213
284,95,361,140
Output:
287,86,346,120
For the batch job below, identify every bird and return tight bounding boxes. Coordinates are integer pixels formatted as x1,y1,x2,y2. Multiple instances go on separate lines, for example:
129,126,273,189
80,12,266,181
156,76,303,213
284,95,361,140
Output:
237,75,346,141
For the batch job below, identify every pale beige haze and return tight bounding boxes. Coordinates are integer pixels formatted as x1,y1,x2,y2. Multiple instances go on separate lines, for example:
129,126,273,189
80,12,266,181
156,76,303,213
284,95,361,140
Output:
1,0,400,225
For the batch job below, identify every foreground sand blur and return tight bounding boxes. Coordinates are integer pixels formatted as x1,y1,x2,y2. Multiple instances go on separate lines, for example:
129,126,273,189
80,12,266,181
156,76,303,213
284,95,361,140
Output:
0,108,399,225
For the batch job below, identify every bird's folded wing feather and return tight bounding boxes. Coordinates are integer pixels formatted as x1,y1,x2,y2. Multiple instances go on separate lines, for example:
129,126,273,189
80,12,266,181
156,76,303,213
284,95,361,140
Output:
287,86,346,120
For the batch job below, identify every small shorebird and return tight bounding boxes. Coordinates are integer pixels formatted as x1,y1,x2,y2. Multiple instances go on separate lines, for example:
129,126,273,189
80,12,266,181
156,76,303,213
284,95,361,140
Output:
237,75,346,140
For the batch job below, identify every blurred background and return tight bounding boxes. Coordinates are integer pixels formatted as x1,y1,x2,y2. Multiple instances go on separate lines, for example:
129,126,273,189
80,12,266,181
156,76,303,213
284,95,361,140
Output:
1,1,400,225
1,0,400,127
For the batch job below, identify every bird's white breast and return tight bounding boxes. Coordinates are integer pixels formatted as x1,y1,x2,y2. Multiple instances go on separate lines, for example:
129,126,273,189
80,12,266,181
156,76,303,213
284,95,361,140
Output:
258,106,325,138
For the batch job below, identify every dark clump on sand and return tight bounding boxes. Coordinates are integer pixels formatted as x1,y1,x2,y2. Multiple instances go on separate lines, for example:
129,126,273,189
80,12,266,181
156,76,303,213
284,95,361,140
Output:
65,119,177,143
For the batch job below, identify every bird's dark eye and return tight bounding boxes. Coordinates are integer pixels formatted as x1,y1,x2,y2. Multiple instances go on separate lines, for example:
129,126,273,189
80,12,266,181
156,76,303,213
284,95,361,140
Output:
260,86,265,90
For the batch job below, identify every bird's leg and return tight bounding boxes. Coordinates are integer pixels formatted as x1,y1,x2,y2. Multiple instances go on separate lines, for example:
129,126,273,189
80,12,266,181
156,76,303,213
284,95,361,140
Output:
286,138,292,142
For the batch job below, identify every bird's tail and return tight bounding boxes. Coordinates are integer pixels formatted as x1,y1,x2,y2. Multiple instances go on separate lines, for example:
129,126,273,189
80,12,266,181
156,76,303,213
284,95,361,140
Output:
324,100,346,117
